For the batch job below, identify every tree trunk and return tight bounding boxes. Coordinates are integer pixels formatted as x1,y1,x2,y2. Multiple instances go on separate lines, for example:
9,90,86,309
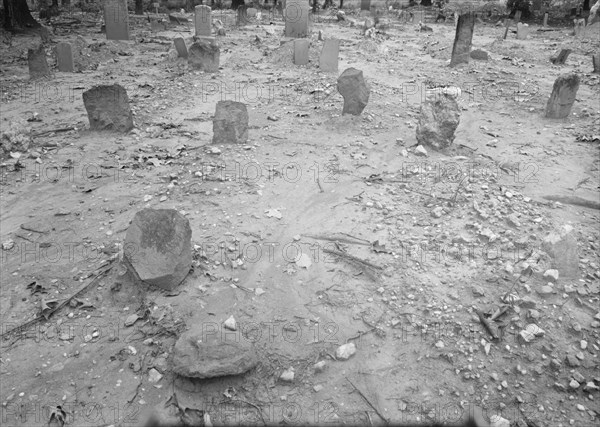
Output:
312,0,317,13
3,0,41,30
135,0,143,15
339,0,343,7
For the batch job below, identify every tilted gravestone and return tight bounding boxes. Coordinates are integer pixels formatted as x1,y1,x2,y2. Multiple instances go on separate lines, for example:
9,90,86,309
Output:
544,73,580,119
174,37,188,58
319,38,339,72
337,68,370,116
551,49,572,65
104,0,129,41
450,12,475,67
28,45,50,79
82,84,134,132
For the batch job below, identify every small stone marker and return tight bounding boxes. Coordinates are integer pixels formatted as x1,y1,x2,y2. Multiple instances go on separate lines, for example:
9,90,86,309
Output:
542,225,579,278
551,49,572,65
450,12,475,67
237,5,248,26
470,49,488,61
543,12,548,27
593,55,600,73
82,84,134,132
516,22,529,39
544,73,579,119
573,18,586,37
104,0,129,41
56,42,74,72
173,37,188,58
188,39,220,72
195,5,212,37
416,94,461,150
28,45,50,79
337,68,370,116
319,38,339,72
293,39,309,65
247,7,257,17
285,0,310,38
124,209,192,291
360,0,370,11
213,101,249,144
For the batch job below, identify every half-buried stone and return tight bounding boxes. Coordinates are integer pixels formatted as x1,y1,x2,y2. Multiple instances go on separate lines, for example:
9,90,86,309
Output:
82,84,134,132
124,209,192,291
188,38,220,72
172,323,258,378
213,101,248,144
416,94,460,150
337,68,370,115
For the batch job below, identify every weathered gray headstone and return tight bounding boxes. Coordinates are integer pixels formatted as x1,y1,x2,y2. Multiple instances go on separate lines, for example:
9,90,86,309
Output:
360,0,370,11
413,10,425,23
188,39,220,72
416,94,461,150
28,45,50,79
56,42,74,72
104,0,129,41
237,5,248,26
173,37,188,58
247,7,258,17
573,18,586,37
172,323,258,378
195,5,212,37
82,84,134,132
337,68,370,116
544,73,579,119
516,22,529,39
124,209,192,290
285,0,309,38
551,49,572,65
450,13,475,67
543,12,548,27
541,225,579,279
293,39,309,65
319,38,339,72
593,54,600,73
213,101,248,144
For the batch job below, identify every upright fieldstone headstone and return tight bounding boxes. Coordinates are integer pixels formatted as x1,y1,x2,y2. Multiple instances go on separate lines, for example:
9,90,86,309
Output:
593,55,600,73
188,39,220,72
544,74,580,119
551,49,572,65
293,39,309,65
542,12,548,26
285,0,310,38
450,13,475,67
174,37,188,58
416,95,461,150
195,5,212,37
516,22,529,39
56,42,74,72
28,45,50,79
337,68,370,116
213,101,248,144
82,84,134,132
319,38,339,72
104,0,129,41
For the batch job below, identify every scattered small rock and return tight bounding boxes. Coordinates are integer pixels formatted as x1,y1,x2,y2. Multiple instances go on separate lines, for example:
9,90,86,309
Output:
280,367,295,382
335,342,356,360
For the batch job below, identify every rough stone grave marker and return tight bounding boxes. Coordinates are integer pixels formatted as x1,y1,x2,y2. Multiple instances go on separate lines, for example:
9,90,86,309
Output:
544,73,579,119
319,38,339,72
195,5,212,37
213,101,248,144
337,68,370,115
516,22,529,39
28,45,50,79
450,12,475,67
237,5,248,26
285,0,309,38
188,39,220,72
82,84,134,132
56,42,74,72
416,95,461,150
293,39,309,65
174,37,188,58
573,18,586,37
593,55,600,73
543,12,548,27
550,49,571,65
104,0,129,41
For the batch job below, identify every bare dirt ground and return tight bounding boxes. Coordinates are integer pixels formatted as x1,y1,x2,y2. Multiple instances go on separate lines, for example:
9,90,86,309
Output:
1,5,599,427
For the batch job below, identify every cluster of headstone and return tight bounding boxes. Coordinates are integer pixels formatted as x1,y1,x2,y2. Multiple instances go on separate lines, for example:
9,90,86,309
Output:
292,38,339,72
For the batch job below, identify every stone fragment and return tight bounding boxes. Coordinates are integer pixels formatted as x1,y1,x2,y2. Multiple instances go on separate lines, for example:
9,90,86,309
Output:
148,368,163,383
293,38,309,65
104,0,130,40
188,39,220,72
415,145,428,156
337,68,370,115
545,73,579,119
550,49,572,65
124,209,192,290
82,84,134,132
224,315,237,331
319,38,339,72
335,342,356,360
56,42,74,72
543,269,559,282
314,361,326,372
470,49,489,60
212,101,248,144
284,0,310,38
416,94,460,150
173,37,188,58
195,5,212,37
280,367,295,382
28,45,50,79
172,323,258,378
541,225,579,278
566,354,580,367
450,12,475,67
